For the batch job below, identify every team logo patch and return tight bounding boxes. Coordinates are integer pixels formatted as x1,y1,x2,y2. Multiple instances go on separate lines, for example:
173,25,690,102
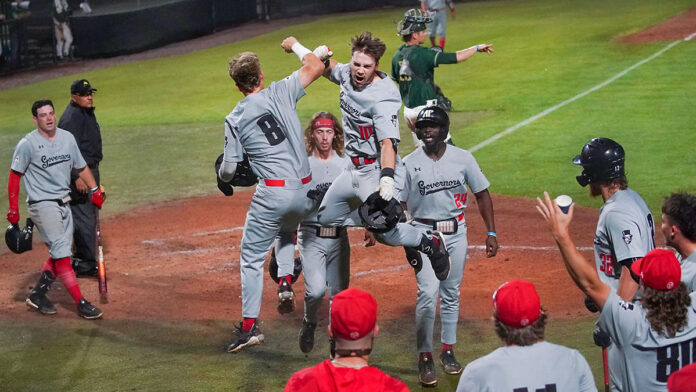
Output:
622,230,633,245
391,114,398,127
618,299,634,311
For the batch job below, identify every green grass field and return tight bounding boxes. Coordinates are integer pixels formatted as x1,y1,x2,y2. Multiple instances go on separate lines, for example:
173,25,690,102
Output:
1,0,695,389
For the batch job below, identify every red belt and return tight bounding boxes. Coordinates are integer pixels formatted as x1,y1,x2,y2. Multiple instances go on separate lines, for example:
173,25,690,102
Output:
351,157,377,166
264,174,312,187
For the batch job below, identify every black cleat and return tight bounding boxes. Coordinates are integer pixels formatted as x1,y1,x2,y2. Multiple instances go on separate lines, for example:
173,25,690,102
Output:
440,348,463,375
299,318,317,353
77,298,103,319
418,352,438,387
227,321,264,353
420,231,451,281
26,271,57,315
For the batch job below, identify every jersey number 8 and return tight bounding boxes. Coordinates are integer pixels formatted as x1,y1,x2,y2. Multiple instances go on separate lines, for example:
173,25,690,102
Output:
257,114,286,146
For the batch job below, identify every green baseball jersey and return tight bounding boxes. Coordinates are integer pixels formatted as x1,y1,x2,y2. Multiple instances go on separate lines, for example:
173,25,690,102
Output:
391,44,457,108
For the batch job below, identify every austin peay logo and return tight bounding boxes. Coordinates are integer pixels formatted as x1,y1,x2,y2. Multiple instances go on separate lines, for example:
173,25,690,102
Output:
417,179,462,196
622,230,633,245
41,154,70,169
391,114,398,127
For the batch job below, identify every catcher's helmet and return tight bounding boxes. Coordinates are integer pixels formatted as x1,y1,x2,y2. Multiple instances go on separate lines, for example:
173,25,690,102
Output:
5,218,34,254
415,106,449,142
268,248,302,284
397,9,432,36
359,191,404,233
573,137,625,187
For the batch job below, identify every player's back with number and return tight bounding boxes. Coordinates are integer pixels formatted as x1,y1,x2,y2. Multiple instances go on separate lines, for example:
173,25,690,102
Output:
225,72,310,180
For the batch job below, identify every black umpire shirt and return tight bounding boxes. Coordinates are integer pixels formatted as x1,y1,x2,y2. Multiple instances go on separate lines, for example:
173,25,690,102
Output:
58,101,103,197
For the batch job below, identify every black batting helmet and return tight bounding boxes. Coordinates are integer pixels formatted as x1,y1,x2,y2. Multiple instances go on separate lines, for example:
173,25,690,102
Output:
573,137,625,187
397,9,432,36
359,191,404,233
5,218,34,254
415,106,449,141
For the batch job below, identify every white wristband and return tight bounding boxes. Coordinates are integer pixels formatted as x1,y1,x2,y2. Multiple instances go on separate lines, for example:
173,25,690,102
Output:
291,41,312,61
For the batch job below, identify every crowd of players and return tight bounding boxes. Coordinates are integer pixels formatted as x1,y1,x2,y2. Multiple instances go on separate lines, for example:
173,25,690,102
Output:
6,7,696,391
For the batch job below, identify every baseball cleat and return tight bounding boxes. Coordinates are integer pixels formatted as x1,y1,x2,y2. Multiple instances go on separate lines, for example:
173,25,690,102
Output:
418,352,438,387
424,231,451,281
227,322,264,353
26,293,57,315
440,348,463,375
78,298,103,319
299,318,317,353
277,278,296,314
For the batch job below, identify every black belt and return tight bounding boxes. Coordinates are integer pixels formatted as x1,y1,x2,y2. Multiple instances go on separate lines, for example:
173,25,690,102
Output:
312,226,345,239
414,214,462,234
28,196,71,207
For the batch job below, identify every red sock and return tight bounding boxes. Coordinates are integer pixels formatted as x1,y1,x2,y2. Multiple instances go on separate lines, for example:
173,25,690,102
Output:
430,37,436,46
54,257,82,304
442,344,453,352
40,257,56,275
242,317,256,332
419,352,433,361
279,275,292,286
439,37,446,49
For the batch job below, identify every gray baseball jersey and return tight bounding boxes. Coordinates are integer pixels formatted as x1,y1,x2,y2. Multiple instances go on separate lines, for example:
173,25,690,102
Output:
223,70,310,180
422,0,448,10
456,341,597,392
598,291,696,391
11,128,86,201
681,250,696,292
328,64,401,159
304,152,351,224
402,145,489,220
594,188,655,290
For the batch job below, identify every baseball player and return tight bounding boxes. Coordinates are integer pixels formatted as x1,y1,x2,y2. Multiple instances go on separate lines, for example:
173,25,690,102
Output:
402,106,498,386
7,99,104,319
538,193,696,392
284,288,409,391
392,9,493,147
221,37,326,353
420,0,455,49
309,32,451,278
456,280,597,392
661,193,696,292
52,0,73,60
572,137,655,391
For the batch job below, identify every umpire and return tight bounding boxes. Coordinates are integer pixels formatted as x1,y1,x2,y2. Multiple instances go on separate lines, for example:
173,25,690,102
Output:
59,79,102,277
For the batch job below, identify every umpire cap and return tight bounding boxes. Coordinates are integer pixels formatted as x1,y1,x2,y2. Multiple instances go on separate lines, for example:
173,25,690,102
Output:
5,218,34,254
397,9,432,36
71,79,97,96
573,137,625,187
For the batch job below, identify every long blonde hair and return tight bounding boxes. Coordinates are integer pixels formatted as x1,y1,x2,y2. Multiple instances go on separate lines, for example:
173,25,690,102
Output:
304,111,345,156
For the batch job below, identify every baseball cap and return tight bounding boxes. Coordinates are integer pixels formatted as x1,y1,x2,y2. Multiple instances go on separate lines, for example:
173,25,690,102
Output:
330,288,377,341
668,363,696,392
630,248,681,290
71,79,97,96
493,280,541,328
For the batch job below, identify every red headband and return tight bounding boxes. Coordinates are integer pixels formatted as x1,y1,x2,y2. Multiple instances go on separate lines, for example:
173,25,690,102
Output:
312,118,334,130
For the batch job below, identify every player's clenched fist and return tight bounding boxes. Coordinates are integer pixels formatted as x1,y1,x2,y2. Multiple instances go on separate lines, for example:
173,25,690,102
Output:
90,187,105,209
378,176,395,201
281,36,299,53
7,207,19,225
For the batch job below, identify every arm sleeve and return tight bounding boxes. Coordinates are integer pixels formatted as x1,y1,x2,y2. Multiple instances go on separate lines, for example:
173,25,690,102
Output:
435,51,458,65
606,210,650,261
328,63,346,85
271,71,307,109
463,152,490,194
372,93,402,142
223,117,243,164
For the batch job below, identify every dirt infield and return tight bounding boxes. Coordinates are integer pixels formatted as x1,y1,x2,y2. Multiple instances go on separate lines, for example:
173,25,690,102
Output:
621,7,696,43
1,191,645,324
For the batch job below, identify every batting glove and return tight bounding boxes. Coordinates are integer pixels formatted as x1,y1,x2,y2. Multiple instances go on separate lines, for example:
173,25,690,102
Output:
90,187,104,209
7,207,19,225
378,176,395,201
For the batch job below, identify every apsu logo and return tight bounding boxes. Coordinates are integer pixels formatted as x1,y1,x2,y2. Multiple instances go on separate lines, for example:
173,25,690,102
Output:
622,230,633,245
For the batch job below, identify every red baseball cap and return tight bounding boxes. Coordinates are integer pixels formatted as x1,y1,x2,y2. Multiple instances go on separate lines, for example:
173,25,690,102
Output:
668,363,696,392
493,280,541,328
630,249,681,290
330,288,377,341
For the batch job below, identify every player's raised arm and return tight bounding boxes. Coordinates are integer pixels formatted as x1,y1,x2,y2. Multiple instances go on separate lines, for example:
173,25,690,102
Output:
455,43,494,63
281,36,326,88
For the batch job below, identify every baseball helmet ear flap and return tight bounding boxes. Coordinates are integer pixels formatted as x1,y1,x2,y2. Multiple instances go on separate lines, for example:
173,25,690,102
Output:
573,137,625,187
5,218,34,254
359,191,404,233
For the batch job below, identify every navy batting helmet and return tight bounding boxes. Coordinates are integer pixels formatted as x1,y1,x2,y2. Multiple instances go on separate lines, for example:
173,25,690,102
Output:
573,137,625,187
397,9,432,36
5,218,34,254
415,106,449,142
359,191,404,233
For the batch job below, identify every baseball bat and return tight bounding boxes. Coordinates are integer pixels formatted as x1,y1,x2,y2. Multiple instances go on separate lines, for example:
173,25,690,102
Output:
602,347,609,392
96,211,108,300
